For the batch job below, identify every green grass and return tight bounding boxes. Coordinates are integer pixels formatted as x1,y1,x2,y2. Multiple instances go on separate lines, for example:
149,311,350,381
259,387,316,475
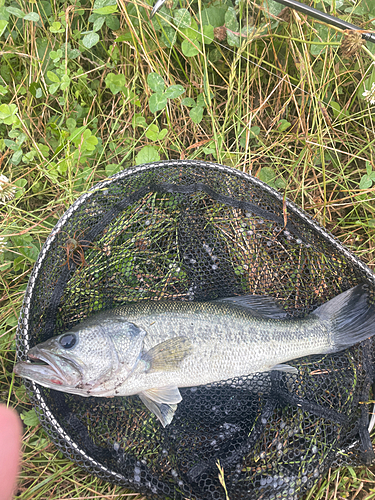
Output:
2,0,375,497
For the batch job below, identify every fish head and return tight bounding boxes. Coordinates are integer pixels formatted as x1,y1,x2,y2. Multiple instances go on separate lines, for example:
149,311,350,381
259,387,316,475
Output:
14,315,147,394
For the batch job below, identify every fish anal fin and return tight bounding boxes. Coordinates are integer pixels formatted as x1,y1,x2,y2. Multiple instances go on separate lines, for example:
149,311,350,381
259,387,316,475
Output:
142,385,182,405
139,386,181,427
215,295,288,319
142,336,193,372
271,363,298,374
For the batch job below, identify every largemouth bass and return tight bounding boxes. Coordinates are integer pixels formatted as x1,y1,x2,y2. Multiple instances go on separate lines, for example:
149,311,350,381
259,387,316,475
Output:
14,285,375,426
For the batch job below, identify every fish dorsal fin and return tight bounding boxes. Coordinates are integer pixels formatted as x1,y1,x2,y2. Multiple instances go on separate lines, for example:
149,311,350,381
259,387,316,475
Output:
142,336,193,372
215,295,288,319
139,386,182,427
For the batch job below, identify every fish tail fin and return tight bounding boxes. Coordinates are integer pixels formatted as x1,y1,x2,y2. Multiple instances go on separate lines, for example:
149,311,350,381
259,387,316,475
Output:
313,284,375,352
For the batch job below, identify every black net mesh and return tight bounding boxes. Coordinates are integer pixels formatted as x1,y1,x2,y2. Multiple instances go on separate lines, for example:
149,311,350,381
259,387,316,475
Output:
16,160,375,500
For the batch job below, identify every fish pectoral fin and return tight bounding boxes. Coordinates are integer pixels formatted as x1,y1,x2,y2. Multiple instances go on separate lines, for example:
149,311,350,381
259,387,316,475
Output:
142,336,193,372
139,386,181,427
271,363,298,374
214,295,288,319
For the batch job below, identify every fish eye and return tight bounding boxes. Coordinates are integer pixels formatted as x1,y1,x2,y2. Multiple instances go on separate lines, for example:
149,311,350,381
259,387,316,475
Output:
59,333,77,349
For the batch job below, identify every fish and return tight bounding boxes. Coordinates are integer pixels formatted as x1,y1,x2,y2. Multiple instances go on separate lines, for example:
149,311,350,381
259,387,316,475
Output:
14,284,375,427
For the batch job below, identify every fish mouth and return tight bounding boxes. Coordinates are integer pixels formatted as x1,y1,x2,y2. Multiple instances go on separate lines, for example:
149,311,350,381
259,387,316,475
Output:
14,347,82,388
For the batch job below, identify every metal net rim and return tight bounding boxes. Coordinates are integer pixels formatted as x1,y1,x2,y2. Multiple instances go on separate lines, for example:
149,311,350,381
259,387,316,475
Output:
15,159,375,489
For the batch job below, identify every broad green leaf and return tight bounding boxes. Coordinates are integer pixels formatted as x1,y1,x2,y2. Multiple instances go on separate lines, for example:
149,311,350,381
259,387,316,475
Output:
13,256,25,272
29,82,43,98
368,0,375,16
174,8,191,28
66,118,76,131
57,160,68,175
92,16,105,32
181,38,200,57
181,18,199,41
24,12,40,22
201,6,226,27
0,20,8,37
49,83,60,94
359,174,373,190
277,119,291,132
0,104,18,125
154,6,171,28
181,28,198,42
249,126,260,137
82,32,100,49
106,163,122,176
11,150,23,165
82,129,92,140
50,49,62,60
161,26,177,48
366,161,372,177
202,24,214,44
94,5,118,14
147,72,165,93
135,145,160,165
225,7,239,32
196,93,207,107
227,29,240,48
21,409,40,427
4,139,18,150
115,33,133,42
68,48,81,59
208,48,221,63
14,178,27,189
47,71,60,83
6,6,25,18
84,135,98,151
203,146,216,156
9,130,24,141
158,128,168,140
60,75,71,91
105,73,126,94
132,113,147,128
344,4,367,14
259,167,286,190
49,21,64,33
105,15,119,30
149,92,168,113
93,0,117,9
21,243,39,261
189,106,204,124
264,0,285,18
330,100,349,118
69,126,87,143
164,84,185,99
145,124,160,141
310,25,331,56
182,97,196,107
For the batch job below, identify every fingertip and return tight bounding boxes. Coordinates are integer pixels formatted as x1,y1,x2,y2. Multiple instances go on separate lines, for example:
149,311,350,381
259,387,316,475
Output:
0,405,22,500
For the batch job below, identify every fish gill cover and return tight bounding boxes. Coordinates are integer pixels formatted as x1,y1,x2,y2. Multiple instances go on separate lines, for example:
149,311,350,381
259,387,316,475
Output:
16,160,375,500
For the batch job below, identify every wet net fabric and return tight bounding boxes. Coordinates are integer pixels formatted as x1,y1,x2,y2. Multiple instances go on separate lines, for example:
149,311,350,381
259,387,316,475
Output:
16,160,375,500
